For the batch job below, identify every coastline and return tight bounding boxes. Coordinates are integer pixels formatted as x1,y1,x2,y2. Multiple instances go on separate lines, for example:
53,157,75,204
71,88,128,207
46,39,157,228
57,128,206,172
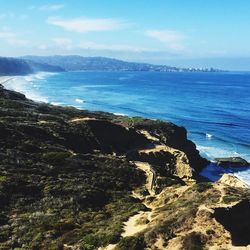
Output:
0,74,249,187
1,77,250,249
0,76,15,85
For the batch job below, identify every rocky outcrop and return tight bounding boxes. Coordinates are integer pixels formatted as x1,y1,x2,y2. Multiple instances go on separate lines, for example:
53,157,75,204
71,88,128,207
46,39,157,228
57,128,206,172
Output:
215,157,249,167
117,118,209,172
218,174,249,188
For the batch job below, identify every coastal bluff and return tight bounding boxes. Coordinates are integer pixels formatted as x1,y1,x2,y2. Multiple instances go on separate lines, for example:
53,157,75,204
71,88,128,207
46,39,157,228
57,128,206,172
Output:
0,84,249,250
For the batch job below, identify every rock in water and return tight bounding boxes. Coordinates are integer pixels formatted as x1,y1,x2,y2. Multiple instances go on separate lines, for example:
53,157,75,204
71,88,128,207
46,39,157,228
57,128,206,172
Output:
215,157,249,167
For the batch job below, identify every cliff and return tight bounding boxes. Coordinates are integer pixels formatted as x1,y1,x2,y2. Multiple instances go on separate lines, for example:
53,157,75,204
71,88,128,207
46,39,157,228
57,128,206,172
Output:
0,84,249,250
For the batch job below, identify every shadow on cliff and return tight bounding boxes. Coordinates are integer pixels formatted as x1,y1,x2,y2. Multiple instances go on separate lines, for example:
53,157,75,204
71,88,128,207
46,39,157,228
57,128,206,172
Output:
214,199,250,246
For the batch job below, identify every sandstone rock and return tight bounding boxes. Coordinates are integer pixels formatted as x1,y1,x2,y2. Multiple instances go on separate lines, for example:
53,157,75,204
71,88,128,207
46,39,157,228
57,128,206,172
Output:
218,174,249,188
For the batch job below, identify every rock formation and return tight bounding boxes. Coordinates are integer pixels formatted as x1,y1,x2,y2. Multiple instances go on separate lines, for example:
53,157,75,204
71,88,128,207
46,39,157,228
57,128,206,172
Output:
215,157,249,167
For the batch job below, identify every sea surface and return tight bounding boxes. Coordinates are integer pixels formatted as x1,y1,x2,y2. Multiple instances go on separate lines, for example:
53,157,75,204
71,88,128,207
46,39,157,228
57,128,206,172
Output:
4,71,250,185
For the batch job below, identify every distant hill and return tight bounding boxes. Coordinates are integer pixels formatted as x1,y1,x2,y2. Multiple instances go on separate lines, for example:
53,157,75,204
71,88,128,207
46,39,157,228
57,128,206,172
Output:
0,57,65,76
25,60,65,73
0,55,221,75
0,57,33,76
22,55,221,72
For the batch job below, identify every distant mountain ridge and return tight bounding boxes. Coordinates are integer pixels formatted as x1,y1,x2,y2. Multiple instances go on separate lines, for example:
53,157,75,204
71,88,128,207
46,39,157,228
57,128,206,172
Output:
0,57,65,76
0,55,222,76
0,57,32,76
24,59,65,73
22,55,221,72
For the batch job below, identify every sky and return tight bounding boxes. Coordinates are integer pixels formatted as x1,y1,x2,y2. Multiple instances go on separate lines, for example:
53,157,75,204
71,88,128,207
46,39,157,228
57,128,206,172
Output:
1,0,250,70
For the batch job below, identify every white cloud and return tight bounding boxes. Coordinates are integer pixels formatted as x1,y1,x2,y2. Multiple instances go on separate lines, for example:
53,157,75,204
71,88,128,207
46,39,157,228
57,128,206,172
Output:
47,17,125,33
38,44,49,50
0,31,29,46
0,31,15,38
7,39,30,46
51,37,154,52
78,41,153,52
40,4,65,11
145,29,186,50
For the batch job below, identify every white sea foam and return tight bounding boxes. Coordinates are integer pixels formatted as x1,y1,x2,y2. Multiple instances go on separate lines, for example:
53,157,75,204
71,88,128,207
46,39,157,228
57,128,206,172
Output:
75,98,85,104
234,170,250,186
51,102,64,106
198,144,250,185
119,77,128,80
23,72,56,82
113,112,127,116
119,74,134,81
3,73,50,103
197,145,240,160
206,133,213,139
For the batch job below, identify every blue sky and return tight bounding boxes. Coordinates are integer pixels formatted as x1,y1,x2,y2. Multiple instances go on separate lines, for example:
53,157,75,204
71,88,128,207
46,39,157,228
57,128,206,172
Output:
1,0,250,69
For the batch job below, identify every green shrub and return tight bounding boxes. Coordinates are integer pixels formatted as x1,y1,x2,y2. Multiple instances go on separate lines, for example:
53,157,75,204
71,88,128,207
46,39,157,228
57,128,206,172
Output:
115,236,145,250
0,176,7,184
81,234,99,250
182,232,208,250
43,151,71,164
193,182,213,193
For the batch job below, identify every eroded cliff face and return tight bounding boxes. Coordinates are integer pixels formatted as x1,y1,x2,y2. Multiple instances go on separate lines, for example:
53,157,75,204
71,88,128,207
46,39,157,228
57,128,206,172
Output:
0,84,249,250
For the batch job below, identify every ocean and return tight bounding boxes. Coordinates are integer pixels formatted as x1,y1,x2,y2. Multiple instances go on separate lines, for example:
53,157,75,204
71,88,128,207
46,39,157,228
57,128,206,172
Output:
4,71,250,185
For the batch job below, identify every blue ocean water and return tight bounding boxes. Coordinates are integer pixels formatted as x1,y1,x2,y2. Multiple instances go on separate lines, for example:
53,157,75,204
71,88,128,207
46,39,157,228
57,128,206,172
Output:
4,71,250,184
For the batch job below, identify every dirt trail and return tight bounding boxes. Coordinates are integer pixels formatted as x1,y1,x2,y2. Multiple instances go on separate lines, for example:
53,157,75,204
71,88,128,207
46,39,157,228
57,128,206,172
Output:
133,161,156,195
98,130,249,250
69,117,97,122
99,129,192,249
120,160,155,238
116,129,192,240
121,211,151,237
98,159,156,249
98,244,117,250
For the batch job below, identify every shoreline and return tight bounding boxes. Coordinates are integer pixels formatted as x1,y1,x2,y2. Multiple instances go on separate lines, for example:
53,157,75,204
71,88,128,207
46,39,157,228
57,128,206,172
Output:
0,76,15,85
1,74,249,187
1,75,250,249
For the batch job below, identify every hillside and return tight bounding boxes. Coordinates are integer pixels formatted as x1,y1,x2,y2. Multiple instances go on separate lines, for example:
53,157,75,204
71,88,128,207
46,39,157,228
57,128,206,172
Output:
22,55,221,72
0,57,33,76
0,57,65,76
0,83,249,249
25,60,65,73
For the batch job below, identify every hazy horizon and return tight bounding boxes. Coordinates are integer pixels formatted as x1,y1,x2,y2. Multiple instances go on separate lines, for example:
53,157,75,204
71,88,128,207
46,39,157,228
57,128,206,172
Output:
1,1,250,70
19,54,250,71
